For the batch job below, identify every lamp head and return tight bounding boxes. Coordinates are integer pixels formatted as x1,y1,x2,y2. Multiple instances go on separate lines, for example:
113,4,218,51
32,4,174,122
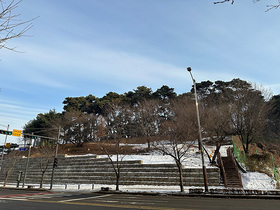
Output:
187,67,192,72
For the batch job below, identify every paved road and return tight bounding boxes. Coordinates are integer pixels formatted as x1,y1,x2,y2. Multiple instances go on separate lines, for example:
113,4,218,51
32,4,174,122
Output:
0,188,280,209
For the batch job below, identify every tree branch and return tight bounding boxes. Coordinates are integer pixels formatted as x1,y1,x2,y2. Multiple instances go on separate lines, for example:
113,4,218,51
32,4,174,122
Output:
214,0,234,4
214,0,280,12
266,0,280,12
0,0,37,52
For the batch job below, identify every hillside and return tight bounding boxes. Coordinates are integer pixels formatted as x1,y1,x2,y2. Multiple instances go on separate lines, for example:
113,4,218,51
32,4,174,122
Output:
232,136,280,181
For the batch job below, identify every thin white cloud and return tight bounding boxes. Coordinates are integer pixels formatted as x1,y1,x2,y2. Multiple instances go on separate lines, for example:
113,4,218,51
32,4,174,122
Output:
3,42,190,91
0,98,47,114
0,99,50,135
0,103,43,118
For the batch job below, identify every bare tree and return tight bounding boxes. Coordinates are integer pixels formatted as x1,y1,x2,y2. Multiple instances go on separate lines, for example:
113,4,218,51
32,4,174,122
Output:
229,85,271,153
153,99,197,192
100,103,130,191
201,102,233,164
2,151,21,187
37,146,55,188
96,115,107,141
0,0,35,51
195,79,271,154
134,99,158,150
99,140,126,191
59,111,98,147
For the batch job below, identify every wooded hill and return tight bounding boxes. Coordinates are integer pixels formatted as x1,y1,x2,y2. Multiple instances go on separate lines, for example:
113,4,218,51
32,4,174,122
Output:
23,79,280,155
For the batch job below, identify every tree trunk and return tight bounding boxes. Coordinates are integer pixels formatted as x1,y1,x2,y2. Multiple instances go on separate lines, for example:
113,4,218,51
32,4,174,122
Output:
3,168,13,187
245,135,250,153
40,171,46,188
4,171,10,187
146,134,151,150
241,134,249,153
241,135,248,153
211,144,221,164
116,173,120,191
203,146,212,163
176,162,184,192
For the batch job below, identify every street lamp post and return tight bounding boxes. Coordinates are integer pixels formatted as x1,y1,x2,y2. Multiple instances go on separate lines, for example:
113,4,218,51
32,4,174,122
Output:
187,67,208,192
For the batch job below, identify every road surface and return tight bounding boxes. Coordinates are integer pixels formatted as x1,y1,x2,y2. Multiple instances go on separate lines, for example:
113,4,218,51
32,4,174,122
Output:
0,188,280,209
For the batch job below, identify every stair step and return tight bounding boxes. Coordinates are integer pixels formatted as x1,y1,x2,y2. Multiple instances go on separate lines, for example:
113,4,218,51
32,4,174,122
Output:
222,156,243,188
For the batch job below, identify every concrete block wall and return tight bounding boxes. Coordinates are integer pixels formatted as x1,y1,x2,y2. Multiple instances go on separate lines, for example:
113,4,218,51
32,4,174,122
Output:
0,155,221,187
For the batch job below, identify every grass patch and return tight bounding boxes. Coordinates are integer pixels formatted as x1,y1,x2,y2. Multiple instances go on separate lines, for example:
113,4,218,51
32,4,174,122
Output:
232,136,280,180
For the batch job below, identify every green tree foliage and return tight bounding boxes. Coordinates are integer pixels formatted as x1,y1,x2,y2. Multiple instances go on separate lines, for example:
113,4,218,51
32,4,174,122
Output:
62,95,98,114
196,78,270,153
96,92,124,115
23,82,280,150
59,111,98,147
23,109,61,139
153,85,177,101
194,78,251,104
62,85,176,114
124,86,153,105
266,94,280,140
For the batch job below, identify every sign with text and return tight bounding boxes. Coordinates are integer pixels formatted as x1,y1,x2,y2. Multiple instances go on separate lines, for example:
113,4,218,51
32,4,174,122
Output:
19,147,27,152
12,129,22,137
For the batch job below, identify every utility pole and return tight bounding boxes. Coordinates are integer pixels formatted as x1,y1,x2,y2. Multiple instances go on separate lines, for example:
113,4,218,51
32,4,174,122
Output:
187,67,208,192
0,125,9,171
50,126,60,190
22,137,32,188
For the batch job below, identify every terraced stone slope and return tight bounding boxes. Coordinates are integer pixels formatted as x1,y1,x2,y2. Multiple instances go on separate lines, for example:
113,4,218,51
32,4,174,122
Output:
0,155,221,187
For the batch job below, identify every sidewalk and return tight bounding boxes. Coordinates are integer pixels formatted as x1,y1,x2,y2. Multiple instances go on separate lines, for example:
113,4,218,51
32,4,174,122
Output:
2,183,280,199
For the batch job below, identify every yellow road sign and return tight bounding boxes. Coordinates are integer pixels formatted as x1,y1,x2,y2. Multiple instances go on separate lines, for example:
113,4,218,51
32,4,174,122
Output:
12,129,22,137
6,143,10,148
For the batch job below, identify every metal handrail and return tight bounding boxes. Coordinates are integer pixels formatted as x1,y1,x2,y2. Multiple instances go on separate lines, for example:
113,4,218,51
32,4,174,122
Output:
217,152,228,187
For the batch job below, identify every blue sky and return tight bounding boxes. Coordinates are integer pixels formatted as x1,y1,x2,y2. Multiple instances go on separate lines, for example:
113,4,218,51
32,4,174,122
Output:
1,0,280,144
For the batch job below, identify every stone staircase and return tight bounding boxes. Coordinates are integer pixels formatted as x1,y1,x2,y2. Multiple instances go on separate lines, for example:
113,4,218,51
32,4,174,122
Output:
0,155,221,187
221,156,243,188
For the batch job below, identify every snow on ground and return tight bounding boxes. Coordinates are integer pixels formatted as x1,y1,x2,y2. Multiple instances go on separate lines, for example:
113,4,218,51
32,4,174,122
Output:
89,145,232,168
241,172,277,190
3,183,184,193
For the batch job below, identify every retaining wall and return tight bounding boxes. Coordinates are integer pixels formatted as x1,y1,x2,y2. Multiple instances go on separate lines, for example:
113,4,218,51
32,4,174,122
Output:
0,155,221,187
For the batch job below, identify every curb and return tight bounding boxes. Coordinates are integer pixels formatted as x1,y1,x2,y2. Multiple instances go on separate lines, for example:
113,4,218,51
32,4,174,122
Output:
96,188,280,200
2,186,280,200
0,186,49,192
